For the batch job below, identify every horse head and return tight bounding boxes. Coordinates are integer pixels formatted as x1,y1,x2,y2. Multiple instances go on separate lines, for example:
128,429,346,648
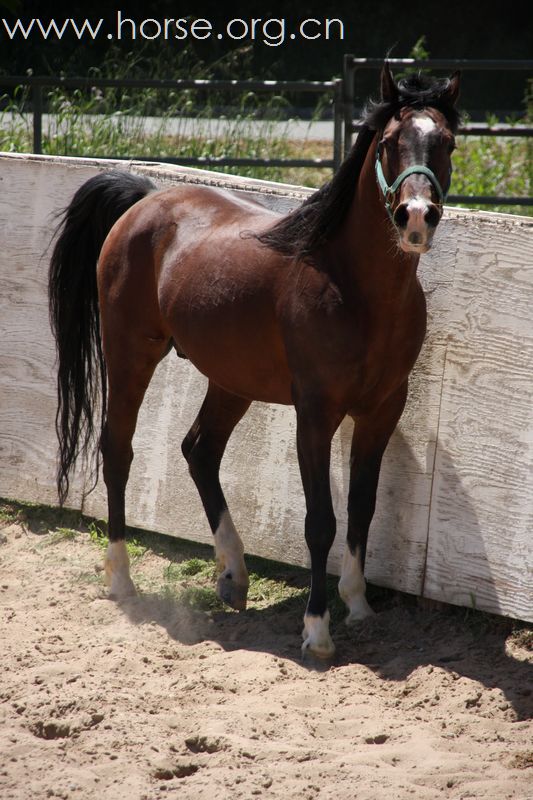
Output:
376,63,461,254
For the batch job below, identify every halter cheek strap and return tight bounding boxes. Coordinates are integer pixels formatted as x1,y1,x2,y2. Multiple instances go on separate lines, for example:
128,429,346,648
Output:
375,145,451,221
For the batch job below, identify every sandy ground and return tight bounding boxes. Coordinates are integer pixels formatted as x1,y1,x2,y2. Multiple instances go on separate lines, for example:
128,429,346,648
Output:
1,517,532,800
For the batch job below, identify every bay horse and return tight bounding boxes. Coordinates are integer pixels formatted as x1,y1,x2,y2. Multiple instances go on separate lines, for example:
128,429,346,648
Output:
49,65,460,658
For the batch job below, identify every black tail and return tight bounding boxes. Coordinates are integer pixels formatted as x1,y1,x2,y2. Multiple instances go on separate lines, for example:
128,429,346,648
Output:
48,169,155,505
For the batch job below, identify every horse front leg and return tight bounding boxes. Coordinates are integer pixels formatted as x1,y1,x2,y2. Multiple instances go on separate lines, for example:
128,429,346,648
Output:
295,396,343,659
339,382,408,624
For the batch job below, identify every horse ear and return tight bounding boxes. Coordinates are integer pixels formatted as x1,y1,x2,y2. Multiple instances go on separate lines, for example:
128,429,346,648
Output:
381,62,399,103
446,71,461,105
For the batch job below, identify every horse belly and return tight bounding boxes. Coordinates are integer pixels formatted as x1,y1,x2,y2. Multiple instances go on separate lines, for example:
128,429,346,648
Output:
161,265,293,404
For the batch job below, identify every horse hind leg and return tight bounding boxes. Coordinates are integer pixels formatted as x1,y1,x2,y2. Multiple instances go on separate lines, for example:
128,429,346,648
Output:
182,382,251,611
101,336,170,599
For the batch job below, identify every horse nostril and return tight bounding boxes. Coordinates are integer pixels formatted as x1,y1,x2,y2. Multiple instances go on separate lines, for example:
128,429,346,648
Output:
424,204,441,228
393,204,409,229
408,232,422,245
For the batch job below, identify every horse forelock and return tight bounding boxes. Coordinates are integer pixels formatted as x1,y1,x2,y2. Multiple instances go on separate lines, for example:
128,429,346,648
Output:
364,73,461,134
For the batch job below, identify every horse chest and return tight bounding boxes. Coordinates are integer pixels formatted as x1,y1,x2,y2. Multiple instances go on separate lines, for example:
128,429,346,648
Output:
283,273,426,413
347,310,426,412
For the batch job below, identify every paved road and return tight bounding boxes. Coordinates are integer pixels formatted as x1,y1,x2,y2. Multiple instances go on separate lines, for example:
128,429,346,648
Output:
4,113,335,141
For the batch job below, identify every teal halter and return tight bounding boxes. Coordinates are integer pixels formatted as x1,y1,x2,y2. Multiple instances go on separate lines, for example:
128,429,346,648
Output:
375,143,450,221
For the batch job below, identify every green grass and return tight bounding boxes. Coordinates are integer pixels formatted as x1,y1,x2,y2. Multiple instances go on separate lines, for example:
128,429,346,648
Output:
48,526,79,544
87,519,147,559
1,92,529,209
161,556,307,614
0,79,313,184
0,497,84,532
449,125,532,215
0,498,308,614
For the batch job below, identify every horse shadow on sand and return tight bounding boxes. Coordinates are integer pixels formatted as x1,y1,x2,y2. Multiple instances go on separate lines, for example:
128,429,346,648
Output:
116,437,532,723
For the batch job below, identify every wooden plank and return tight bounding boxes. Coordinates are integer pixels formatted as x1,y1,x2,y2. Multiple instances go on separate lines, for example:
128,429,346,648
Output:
0,156,101,508
424,215,533,622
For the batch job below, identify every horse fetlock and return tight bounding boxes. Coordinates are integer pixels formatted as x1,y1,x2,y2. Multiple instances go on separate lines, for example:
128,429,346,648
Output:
344,595,376,625
339,545,375,623
104,541,137,599
301,611,335,659
339,581,375,622
213,510,248,610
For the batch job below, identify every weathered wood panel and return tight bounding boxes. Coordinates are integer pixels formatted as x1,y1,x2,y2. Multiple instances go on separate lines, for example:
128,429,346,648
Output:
424,217,533,621
1,152,531,621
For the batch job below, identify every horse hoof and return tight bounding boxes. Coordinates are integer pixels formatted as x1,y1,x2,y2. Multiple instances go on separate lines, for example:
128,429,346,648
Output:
301,612,335,660
104,541,137,599
216,576,248,611
344,598,376,626
301,636,336,661
106,572,137,600
104,549,137,600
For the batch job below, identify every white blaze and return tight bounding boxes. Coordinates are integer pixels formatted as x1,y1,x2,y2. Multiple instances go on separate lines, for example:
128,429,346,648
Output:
413,115,436,136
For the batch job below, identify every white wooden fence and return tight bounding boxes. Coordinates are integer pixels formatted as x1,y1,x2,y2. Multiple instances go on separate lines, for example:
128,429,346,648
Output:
1,152,531,622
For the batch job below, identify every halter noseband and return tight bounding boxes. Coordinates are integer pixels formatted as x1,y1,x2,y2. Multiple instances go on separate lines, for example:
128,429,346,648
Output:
375,141,450,221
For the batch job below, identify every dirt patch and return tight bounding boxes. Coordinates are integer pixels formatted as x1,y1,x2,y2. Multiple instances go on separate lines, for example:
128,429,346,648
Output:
0,513,531,800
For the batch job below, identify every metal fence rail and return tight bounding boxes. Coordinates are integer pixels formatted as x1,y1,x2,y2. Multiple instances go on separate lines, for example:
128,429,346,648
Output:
0,74,344,172
1,58,532,207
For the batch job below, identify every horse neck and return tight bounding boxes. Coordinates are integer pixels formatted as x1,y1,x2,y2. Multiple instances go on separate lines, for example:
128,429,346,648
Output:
328,135,419,304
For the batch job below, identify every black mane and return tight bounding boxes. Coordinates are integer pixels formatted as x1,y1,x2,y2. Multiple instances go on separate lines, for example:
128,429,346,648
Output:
256,73,461,260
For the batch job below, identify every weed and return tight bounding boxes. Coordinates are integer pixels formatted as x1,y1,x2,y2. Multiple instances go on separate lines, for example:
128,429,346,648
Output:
126,539,148,559
247,572,306,609
1,499,529,635
449,122,531,214
165,558,215,580
179,585,224,612
1,88,528,211
48,527,78,544
88,521,108,550
0,45,530,209
0,500,22,525
0,499,84,533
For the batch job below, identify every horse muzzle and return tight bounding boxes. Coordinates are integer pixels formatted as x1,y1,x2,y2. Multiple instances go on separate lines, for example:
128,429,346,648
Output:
392,196,442,254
